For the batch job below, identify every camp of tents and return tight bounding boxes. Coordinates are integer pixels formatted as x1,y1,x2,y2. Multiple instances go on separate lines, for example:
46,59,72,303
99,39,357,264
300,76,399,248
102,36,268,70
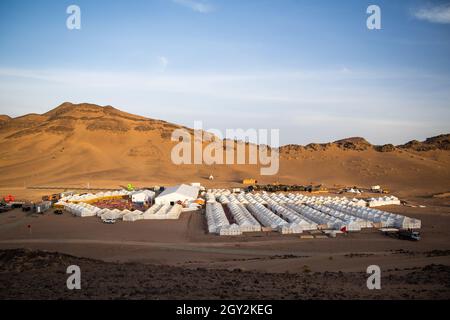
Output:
206,190,421,235
55,184,201,223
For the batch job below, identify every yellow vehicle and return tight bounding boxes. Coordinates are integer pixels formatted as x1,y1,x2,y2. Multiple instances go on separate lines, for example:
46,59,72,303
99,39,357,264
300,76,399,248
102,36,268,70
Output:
242,179,257,185
41,194,61,202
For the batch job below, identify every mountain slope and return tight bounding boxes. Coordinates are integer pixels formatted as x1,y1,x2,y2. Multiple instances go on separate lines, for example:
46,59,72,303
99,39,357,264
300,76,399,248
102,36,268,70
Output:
0,102,449,197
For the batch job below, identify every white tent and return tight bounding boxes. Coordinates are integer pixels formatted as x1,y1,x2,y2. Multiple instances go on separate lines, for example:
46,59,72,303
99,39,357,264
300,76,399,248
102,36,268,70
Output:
123,210,144,222
131,190,155,204
155,184,200,205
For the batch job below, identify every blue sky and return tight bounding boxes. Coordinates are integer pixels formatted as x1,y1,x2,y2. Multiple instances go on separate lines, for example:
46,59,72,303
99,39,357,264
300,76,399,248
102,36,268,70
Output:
0,0,449,145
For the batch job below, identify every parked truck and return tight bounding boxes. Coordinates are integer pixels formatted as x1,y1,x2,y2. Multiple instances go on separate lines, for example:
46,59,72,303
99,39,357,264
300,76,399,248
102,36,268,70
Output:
381,228,421,241
398,229,421,241
242,179,257,185
22,202,34,212
35,201,52,214
41,194,61,203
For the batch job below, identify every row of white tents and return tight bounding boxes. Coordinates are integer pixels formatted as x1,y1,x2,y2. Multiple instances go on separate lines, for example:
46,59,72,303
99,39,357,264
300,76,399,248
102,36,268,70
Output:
324,202,421,229
59,190,133,203
367,196,401,207
61,199,182,222
226,202,261,232
64,202,101,217
205,202,242,235
245,203,302,234
56,188,187,222
268,203,317,231
308,203,371,229
285,203,359,231
98,204,183,222
206,191,420,233
146,203,183,220
209,189,402,208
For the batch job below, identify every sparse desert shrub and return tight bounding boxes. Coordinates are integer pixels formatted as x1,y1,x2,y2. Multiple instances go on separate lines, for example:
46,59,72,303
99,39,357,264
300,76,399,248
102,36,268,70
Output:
86,119,129,132
45,126,74,134
160,130,172,139
5,128,42,139
134,125,155,131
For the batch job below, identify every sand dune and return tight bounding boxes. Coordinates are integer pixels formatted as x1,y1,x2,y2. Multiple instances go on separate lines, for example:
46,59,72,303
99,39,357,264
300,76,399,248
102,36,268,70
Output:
0,102,449,198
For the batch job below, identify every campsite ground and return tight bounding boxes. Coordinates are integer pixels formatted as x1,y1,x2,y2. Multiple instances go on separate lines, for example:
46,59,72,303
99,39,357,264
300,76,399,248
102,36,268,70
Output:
0,194,449,299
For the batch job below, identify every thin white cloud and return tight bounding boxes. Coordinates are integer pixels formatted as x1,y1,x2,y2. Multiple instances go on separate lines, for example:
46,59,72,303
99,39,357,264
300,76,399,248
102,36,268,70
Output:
172,0,214,13
0,67,446,102
413,4,450,24
1,67,448,145
158,56,169,72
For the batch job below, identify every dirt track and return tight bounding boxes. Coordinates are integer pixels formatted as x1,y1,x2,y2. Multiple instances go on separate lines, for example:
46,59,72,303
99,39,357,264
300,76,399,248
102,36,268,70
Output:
0,195,449,299
0,196,449,273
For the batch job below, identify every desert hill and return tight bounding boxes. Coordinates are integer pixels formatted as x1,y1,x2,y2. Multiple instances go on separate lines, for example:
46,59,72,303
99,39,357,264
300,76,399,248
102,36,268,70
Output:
0,102,449,198
280,135,450,153
0,115,11,123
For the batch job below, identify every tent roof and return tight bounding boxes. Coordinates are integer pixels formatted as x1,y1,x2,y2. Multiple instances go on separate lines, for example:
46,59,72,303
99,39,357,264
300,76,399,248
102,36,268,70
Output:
132,190,155,196
157,184,199,199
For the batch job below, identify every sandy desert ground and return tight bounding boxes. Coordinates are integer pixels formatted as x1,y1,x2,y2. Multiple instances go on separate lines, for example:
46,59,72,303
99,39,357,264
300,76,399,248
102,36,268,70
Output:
0,195,449,299
0,103,449,299
0,103,449,199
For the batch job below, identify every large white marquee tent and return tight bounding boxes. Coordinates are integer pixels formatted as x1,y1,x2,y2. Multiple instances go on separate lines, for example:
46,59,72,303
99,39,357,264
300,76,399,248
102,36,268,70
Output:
155,184,200,205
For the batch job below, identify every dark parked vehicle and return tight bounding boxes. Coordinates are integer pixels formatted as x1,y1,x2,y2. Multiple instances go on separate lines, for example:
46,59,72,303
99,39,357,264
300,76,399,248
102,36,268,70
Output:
383,228,421,241
398,229,421,241
11,202,24,209
22,203,33,212
35,201,52,214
